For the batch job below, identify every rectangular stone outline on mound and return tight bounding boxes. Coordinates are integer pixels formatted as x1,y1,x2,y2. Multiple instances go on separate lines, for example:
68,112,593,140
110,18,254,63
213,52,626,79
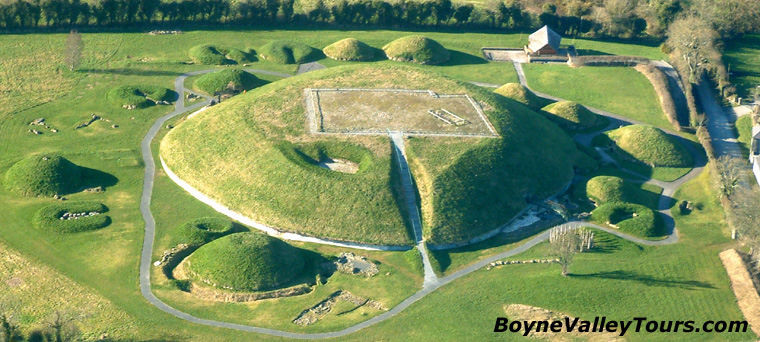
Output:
304,88,499,138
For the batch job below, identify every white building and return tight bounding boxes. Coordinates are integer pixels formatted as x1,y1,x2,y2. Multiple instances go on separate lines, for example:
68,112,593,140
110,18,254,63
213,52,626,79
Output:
751,125,760,186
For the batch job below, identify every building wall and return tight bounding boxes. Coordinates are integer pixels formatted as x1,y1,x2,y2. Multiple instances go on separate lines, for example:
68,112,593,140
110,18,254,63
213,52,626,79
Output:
754,158,760,187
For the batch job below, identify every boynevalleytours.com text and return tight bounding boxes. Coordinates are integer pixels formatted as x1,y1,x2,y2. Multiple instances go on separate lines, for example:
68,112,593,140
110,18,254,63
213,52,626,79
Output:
494,316,749,336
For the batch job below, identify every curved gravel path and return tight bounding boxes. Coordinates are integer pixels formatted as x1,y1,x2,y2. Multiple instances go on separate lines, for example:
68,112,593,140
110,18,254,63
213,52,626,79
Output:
138,66,706,338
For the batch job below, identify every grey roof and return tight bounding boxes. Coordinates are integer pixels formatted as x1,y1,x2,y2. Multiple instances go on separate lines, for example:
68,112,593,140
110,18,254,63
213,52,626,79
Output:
527,26,561,53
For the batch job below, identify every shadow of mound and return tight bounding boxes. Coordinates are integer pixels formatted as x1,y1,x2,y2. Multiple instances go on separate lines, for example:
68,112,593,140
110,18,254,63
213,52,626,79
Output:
78,167,119,192
439,50,488,66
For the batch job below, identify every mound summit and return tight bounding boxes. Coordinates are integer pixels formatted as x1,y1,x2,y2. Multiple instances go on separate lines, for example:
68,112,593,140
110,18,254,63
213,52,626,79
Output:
161,64,589,245
383,36,449,65
4,154,82,197
186,232,305,291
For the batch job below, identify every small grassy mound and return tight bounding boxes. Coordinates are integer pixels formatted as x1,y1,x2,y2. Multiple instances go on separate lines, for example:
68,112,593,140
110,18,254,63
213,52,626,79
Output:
4,154,82,197
193,69,262,95
585,176,636,204
542,101,598,129
494,83,549,111
605,125,692,167
33,201,110,233
188,45,254,65
591,202,664,238
323,38,376,61
382,36,450,65
108,85,170,109
175,217,235,245
258,41,321,64
186,232,305,291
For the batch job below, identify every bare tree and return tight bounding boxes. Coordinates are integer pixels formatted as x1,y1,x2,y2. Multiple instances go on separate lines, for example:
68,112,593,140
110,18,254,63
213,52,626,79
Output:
713,156,748,198
64,30,83,72
44,311,80,342
729,187,760,275
549,225,581,276
666,15,720,83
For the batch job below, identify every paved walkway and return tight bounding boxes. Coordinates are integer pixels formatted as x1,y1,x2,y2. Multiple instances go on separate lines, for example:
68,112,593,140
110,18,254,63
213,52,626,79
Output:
696,77,743,159
390,132,439,288
137,65,709,338
297,62,326,74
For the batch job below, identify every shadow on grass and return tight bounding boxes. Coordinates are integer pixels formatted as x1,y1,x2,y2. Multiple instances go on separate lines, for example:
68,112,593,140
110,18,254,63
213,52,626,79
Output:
570,270,715,289
438,50,488,66
78,167,119,192
80,68,182,77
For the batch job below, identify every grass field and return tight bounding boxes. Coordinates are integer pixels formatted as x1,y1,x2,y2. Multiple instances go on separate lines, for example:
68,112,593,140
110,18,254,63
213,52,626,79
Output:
0,27,751,342
522,64,673,129
735,115,754,158
724,34,760,100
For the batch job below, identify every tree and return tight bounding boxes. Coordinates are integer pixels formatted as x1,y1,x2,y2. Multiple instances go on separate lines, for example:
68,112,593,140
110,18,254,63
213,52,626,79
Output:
714,155,747,198
729,186,760,275
666,15,720,83
453,3,473,25
44,311,80,342
0,313,22,342
549,225,581,276
64,29,83,72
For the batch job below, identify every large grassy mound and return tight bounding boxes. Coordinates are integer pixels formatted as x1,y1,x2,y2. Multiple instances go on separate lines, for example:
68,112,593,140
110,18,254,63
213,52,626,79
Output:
258,40,321,64
494,83,549,111
542,101,599,129
591,202,665,238
175,217,236,245
605,125,692,167
107,85,170,109
161,65,588,245
33,201,110,233
323,38,376,61
193,69,262,95
382,36,450,65
4,154,82,197
188,45,253,65
185,232,305,291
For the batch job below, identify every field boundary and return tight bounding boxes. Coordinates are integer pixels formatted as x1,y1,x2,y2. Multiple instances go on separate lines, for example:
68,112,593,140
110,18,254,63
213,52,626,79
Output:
719,249,760,337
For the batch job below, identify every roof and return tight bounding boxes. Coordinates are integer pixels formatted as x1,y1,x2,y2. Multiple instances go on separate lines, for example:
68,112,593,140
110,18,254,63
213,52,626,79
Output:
753,125,760,140
527,26,561,53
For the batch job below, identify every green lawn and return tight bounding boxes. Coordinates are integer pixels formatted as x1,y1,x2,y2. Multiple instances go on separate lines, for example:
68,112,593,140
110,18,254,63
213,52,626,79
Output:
735,115,754,158
523,64,673,129
724,34,760,100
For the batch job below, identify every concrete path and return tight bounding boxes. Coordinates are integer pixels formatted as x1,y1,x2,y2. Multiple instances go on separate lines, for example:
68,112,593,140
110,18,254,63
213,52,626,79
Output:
137,65,707,338
697,77,744,159
389,132,439,288
297,62,326,74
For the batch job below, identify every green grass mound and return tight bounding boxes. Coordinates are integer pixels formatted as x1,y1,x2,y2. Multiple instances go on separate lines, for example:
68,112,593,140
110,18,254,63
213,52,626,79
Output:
193,69,261,95
323,38,376,61
186,232,305,291
605,125,692,167
188,45,254,65
591,202,664,238
494,83,549,111
175,217,235,245
162,64,589,245
542,101,598,129
258,41,321,64
585,176,636,204
382,36,450,65
107,85,170,109
4,154,82,197
33,201,110,233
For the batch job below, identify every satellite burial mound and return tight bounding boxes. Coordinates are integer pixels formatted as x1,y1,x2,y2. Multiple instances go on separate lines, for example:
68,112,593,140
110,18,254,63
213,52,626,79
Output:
4,154,82,197
161,65,589,246
382,36,449,65
323,38,376,61
494,83,550,111
604,125,692,167
185,232,305,292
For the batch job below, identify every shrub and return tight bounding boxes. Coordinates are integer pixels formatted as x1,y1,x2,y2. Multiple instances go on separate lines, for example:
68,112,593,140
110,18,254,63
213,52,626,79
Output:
493,83,549,111
4,154,81,197
323,38,376,61
175,217,235,245
186,232,305,291
591,202,664,238
382,36,450,65
33,201,110,233
605,124,692,167
193,69,261,95
258,40,321,64
541,100,598,129
108,85,170,109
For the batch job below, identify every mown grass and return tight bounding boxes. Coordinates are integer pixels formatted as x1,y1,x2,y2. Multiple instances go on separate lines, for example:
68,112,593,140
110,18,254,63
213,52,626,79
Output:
734,115,754,158
724,34,760,100
523,64,673,129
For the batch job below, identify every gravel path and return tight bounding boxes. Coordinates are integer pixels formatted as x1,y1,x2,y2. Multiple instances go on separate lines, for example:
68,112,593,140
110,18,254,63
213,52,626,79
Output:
137,65,708,338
